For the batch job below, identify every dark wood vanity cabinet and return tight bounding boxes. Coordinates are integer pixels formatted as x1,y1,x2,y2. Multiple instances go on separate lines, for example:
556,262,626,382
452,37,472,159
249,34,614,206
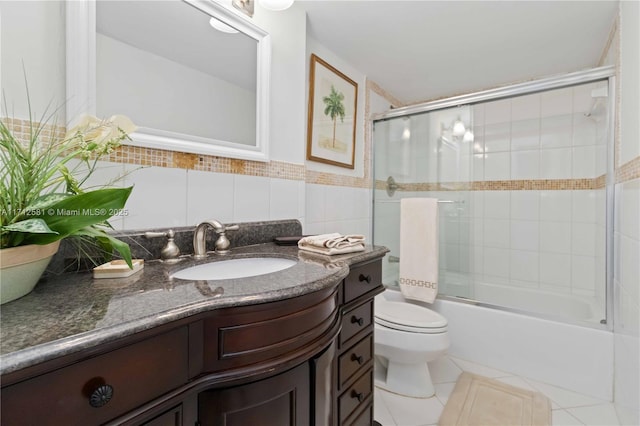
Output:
0,258,383,426
335,259,383,426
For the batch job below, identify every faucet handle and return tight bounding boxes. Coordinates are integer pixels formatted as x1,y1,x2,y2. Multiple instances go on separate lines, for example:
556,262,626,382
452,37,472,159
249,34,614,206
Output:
145,229,180,261
214,224,238,254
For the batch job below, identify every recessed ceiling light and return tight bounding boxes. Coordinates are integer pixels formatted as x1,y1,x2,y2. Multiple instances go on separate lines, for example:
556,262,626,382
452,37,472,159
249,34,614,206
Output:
259,0,294,11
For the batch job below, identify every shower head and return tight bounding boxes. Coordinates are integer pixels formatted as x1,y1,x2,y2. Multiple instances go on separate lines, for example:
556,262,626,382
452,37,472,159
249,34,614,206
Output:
584,86,608,121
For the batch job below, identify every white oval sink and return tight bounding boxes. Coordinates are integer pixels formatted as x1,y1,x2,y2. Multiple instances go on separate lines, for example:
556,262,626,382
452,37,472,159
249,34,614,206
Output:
172,257,297,281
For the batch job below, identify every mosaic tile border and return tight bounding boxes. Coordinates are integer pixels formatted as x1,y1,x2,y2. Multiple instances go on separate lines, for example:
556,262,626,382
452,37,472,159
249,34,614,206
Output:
375,176,608,192
616,156,640,183
3,118,306,181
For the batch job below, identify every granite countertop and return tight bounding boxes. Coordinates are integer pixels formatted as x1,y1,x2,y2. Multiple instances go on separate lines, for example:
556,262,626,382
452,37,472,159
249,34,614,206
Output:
0,243,389,375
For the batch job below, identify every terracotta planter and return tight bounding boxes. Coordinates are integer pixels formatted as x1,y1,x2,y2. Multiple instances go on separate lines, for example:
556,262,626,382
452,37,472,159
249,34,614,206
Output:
0,241,60,304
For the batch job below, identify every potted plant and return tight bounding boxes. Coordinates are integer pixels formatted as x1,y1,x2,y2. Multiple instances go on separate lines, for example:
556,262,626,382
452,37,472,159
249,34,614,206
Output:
0,109,136,304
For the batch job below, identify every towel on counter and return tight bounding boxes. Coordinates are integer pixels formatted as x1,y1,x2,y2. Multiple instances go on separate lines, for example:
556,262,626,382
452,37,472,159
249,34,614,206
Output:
399,198,439,303
298,233,366,255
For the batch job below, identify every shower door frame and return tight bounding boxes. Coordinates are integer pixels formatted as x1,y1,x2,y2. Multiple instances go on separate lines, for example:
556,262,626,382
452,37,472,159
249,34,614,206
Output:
371,65,616,330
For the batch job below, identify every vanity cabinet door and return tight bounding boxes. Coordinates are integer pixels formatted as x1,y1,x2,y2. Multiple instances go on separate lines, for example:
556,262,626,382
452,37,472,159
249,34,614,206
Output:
198,362,310,426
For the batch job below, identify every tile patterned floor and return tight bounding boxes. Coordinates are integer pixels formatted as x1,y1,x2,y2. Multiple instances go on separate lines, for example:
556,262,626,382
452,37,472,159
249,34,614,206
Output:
374,355,622,426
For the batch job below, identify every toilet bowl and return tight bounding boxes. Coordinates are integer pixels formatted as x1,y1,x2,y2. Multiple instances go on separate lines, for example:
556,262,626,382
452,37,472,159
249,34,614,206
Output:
374,291,450,398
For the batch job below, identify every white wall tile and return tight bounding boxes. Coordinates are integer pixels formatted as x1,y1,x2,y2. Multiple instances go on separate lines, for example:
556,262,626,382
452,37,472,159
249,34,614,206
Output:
511,119,540,151
484,247,510,278
484,123,511,152
572,146,597,178
484,219,510,248
510,250,539,282
571,255,596,293
541,115,573,148
233,174,270,222
123,166,187,229
511,150,539,179
540,87,573,117
511,93,540,121
484,98,511,125
305,183,326,225
484,191,510,219
619,180,640,240
510,220,539,251
186,170,234,225
571,223,597,257
540,147,572,179
540,253,571,286
572,190,597,223
540,191,572,222
540,221,571,254
269,178,300,221
572,113,597,146
511,191,539,221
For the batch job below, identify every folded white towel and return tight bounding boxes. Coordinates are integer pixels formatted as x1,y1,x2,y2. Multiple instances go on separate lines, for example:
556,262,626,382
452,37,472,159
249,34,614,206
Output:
298,233,366,255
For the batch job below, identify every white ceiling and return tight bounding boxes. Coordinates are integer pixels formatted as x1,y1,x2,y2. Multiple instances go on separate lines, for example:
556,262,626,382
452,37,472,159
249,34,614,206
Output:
299,0,619,105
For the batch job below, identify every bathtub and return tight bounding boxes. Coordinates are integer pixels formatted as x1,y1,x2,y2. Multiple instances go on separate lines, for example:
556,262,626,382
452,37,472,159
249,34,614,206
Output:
382,287,614,400
472,281,604,324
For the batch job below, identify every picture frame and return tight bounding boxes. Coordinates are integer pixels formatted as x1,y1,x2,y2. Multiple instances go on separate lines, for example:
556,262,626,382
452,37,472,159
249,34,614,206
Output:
306,54,358,169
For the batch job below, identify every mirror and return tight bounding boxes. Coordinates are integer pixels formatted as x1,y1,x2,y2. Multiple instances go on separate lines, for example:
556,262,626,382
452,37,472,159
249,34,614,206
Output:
67,0,271,161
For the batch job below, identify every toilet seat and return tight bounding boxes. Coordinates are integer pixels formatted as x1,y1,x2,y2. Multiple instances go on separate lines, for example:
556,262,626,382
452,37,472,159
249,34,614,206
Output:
375,300,447,333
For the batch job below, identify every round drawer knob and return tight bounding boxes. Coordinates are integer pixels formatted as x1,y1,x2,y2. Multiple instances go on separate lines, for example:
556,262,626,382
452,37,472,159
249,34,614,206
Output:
89,384,114,408
351,389,364,402
351,353,364,365
350,316,364,326
359,274,372,283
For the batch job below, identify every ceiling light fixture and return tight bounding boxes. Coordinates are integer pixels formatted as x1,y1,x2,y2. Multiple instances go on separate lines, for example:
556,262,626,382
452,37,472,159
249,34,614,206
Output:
209,17,239,33
463,130,474,143
452,119,466,136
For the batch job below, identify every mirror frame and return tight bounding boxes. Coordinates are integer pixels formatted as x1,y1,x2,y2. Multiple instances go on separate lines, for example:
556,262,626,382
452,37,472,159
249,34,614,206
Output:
66,0,271,162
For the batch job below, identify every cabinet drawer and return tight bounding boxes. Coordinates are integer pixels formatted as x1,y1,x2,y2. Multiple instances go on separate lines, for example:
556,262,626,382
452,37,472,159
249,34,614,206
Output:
338,369,373,424
1,327,189,425
338,335,372,390
343,261,381,303
340,300,373,348
348,403,373,426
202,287,338,372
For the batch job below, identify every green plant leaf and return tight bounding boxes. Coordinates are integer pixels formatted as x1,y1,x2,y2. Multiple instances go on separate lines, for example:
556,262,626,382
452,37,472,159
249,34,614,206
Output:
1,218,58,234
24,193,70,211
75,226,133,269
22,187,133,245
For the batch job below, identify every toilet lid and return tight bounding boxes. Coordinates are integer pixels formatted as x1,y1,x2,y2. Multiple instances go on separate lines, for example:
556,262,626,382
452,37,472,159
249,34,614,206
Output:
375,300,448,330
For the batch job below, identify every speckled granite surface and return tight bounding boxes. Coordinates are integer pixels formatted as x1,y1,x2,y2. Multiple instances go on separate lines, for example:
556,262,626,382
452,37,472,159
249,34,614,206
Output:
0,242,388,375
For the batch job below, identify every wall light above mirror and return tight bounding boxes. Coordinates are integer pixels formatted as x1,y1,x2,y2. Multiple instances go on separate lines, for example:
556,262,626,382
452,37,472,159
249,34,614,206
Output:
67,0,271,162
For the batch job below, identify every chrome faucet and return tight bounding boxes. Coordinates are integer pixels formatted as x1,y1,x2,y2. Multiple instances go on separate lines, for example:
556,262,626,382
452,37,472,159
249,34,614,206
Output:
193,220,239,258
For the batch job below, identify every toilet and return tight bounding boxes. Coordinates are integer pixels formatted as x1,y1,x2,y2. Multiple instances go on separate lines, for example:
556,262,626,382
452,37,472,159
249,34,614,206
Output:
374,290,450,398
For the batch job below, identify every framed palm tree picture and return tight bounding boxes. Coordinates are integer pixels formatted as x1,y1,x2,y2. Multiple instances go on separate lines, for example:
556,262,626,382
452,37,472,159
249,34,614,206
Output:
307,54,358,169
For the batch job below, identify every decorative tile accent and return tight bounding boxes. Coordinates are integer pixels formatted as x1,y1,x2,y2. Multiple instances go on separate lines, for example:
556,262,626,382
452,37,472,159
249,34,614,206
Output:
617,156,640,183
375,176,609,192
2,117,306,181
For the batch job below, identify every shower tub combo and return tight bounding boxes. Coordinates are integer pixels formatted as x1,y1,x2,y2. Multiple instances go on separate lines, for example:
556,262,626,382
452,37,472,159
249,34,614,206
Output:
372,66,616,401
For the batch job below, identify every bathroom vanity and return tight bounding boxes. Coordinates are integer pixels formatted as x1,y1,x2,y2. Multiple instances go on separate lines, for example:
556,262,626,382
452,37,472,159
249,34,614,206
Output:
0,238,387,426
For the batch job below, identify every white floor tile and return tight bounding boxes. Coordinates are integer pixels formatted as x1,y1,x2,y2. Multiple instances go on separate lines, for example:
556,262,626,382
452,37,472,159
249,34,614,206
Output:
524,378,610,409
375,355,616,426
374,388,396,426
496,376,538,392
428,356,463,384
553,409,585,425
448,355,511,378
434,382,457,406
566,403,621,426
379,388,444,426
